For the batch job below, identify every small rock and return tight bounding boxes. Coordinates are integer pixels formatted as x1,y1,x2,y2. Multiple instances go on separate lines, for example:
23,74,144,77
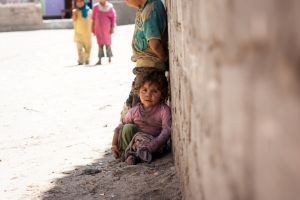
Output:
82,168,102,175
61,171,72,175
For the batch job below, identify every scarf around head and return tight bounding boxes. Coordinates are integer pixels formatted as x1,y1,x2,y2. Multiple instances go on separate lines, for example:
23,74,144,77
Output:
98,1,113,12
76,1,89,18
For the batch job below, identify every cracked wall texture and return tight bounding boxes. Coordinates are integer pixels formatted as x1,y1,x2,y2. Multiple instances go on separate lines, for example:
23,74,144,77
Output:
166,0,300,199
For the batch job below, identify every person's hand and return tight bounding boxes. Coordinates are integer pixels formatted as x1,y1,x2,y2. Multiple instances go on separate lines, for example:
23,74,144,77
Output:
145,142,156,153
110,28,114,34
72,10,78,21
111,145,120,159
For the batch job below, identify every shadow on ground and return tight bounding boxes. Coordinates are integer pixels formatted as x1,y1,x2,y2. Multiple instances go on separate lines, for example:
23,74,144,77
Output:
41,149,182,200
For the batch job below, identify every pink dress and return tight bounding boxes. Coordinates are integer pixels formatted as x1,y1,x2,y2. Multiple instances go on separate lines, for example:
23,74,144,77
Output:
114,102,172,152
92,2,116,45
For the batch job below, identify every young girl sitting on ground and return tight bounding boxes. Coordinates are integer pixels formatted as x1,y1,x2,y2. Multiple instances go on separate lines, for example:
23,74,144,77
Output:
111,71,171,165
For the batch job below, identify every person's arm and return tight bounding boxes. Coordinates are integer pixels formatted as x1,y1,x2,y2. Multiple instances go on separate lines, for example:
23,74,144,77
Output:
111,108,134,158
148,105,171,152
111,132,120,158
91,6,96,34
148,39,167,62
92,20,95,34
144,5,168,62
110,8,116,34
72,9,78,21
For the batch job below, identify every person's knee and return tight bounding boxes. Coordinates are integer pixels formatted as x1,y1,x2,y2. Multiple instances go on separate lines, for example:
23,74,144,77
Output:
120,124,138,145
123,123,137,132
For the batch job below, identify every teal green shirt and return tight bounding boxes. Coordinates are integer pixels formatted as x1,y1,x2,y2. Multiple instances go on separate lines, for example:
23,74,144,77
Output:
132,0,168,69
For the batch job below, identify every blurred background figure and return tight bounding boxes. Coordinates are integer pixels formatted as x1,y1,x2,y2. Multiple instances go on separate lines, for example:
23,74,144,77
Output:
92,0,116,65
72,0,93,65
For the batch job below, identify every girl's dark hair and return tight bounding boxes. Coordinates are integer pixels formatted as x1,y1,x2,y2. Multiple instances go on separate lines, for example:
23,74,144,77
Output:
139,71,169,102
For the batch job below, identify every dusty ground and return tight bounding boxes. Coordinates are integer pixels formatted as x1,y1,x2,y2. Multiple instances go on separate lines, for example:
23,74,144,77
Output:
42,152,181,200
0,25,181,200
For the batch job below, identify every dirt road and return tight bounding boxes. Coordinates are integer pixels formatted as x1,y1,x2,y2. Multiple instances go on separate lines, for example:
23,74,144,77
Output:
0,25,181,200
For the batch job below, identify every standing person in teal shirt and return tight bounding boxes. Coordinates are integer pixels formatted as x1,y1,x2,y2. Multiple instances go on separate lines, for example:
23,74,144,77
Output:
123,0,168,116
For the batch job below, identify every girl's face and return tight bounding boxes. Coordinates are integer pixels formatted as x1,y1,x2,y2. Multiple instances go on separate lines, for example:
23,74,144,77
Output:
99,0,106,4
75,0,85,8
139,81,162,109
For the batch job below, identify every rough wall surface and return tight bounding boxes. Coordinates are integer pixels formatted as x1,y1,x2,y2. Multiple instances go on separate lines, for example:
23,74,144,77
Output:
0,3,42,31
166,0,300,200
111,1,135,25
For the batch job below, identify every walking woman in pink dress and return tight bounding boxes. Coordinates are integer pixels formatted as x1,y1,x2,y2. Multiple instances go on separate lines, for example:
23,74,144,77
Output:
92,0,116,65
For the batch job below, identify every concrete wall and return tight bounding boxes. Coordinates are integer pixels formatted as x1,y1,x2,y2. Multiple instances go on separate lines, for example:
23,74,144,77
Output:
111,1,135,25
0,0,38,3
166,0,300,200
0,3,42,31
44,0,64,17
41,2,135,30
0,1,134,32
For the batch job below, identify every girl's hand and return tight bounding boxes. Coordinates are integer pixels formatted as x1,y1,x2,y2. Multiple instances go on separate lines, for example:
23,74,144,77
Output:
110,28,114,34
111,145,120,159
72,10,78,21
146,141,158,153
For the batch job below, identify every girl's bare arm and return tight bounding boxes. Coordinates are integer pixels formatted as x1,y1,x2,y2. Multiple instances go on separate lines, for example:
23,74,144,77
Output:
148,39,167,62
